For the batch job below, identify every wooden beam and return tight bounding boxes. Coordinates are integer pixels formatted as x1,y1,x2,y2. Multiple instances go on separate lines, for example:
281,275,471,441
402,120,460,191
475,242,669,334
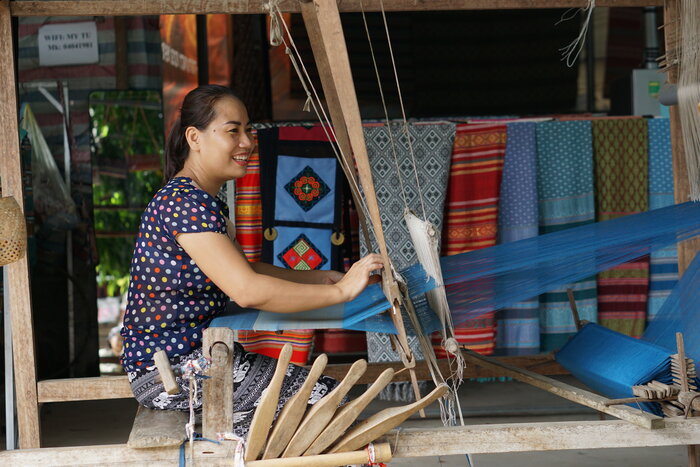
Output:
461,350,665,429
2,419,700,464
35,355,566,403
663,0,700,274
379,419,700,457
0,0,41,449
9,0,664,16
37,376,133,402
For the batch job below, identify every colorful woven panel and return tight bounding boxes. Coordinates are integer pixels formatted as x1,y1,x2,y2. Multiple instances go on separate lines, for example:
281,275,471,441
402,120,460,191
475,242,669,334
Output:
495,122,540,355
438,122,506,356
593,118,649,338
647,118,678,321
236,329,315,366
536,120,597,352
258,126,343,270
235,133,263,262
362,122,455,401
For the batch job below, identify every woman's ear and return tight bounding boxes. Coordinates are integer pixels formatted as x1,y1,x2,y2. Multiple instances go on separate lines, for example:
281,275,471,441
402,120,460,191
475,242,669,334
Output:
184,126,200,152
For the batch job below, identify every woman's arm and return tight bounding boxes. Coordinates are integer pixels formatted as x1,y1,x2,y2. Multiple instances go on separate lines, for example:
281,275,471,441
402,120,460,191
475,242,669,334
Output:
177,231,382,313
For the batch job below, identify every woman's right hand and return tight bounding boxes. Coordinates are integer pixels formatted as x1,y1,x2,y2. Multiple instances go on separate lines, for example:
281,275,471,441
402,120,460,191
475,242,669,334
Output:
334,253,385,302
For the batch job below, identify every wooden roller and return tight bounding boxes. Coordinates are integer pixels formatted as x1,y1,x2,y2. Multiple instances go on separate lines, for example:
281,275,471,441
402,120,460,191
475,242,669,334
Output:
248,442,391,467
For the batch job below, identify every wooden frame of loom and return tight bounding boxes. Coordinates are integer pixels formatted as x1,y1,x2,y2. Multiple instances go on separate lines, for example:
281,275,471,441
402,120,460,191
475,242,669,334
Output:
3,0,700,463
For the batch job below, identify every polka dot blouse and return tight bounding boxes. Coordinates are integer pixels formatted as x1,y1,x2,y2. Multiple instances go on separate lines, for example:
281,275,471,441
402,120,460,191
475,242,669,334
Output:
121,177,229,373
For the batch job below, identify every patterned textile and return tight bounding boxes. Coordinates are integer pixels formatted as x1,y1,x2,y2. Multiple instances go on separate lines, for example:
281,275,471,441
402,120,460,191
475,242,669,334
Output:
259,126,343,271
593,118,649,338
235,134,263,263
438,123,506,356
647,118,679,321
362,122,455,401
495,122,540,355
235,330,315,365
537,120,597,352
128,344,341,438
314,329,367,354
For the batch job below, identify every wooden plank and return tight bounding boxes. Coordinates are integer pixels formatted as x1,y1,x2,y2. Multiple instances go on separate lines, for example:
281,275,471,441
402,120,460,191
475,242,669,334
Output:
0,440,239,466
3,419,700,464
202,327,235,439
380,418,700,457
37,376,133,402
9,0,663,16
321,354,567,382
461,350,665,429
245,343,293,461
126,405,188,449
35,355,566,403
0,0,41,449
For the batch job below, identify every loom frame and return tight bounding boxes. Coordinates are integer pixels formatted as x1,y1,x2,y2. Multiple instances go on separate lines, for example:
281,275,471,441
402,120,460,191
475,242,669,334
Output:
2,0,700,463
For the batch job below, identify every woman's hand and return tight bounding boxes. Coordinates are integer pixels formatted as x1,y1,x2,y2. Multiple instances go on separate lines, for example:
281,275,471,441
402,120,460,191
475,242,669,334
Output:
334,253,384,302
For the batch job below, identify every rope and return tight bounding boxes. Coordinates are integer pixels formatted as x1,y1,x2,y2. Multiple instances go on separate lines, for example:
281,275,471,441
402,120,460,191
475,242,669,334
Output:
270,5,377,248
377,0,428,221
557,0,596,68
359,0,409,210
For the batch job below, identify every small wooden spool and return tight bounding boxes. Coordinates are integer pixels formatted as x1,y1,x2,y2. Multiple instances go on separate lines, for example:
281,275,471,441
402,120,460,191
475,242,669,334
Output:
0,196,26,266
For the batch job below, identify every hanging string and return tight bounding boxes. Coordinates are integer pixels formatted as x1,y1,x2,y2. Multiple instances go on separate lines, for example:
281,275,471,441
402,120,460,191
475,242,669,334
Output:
270,5,377,240
359,0,410,210
557,0,596,68
377,0,428,221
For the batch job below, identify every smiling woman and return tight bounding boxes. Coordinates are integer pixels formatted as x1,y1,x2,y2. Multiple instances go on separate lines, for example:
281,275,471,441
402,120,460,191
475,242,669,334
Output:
120,85,384,437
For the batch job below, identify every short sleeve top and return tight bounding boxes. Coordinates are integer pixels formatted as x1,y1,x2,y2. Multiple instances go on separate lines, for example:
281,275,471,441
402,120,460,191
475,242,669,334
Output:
120,177,230,373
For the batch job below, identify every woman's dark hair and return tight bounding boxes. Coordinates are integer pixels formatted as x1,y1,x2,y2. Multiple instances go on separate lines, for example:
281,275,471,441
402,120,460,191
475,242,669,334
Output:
164,85,243,180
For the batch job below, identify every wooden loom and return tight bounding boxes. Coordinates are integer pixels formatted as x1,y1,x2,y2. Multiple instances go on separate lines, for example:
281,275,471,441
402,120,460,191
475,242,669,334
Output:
3,0,700,465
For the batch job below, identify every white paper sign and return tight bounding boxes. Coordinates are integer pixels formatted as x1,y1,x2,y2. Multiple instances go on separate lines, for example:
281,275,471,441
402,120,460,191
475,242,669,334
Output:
38,22,99,67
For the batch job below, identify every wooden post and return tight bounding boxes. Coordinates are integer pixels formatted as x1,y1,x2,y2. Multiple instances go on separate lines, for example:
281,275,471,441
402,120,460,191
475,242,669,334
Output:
0,0,41,449
202,327,235,439
300,0,419,399
663,2,700,464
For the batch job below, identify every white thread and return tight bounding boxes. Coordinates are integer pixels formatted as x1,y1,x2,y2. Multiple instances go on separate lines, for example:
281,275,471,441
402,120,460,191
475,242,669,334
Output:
557,0,596,68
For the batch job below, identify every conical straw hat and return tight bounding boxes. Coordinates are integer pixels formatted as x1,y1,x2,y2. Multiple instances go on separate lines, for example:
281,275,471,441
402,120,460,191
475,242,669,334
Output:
0,196,27,266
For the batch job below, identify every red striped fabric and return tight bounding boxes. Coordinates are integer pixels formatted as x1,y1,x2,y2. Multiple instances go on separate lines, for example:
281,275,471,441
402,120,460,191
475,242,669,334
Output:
236,330,315,366
235,133,263,263
437,122,506,356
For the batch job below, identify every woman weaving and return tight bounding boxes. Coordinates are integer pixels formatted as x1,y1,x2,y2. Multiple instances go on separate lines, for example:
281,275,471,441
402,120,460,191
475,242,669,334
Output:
120,85,383,437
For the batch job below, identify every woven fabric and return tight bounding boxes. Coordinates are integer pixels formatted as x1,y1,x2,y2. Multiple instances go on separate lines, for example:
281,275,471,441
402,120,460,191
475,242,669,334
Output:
536,120,597,352
495,122,540,355
235,330,315,366
647,118,678,321
438,122,506,356
593,118,649,338
235,134,263,262
362,122,455,401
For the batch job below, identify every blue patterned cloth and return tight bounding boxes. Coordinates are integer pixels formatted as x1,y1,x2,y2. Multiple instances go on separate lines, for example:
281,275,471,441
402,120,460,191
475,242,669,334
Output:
536,120,597,352
647,118,678,321
495,122,540,355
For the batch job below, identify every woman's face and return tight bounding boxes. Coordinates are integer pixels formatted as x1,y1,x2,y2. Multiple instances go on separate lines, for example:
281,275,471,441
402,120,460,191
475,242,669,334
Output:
190,96,254,180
